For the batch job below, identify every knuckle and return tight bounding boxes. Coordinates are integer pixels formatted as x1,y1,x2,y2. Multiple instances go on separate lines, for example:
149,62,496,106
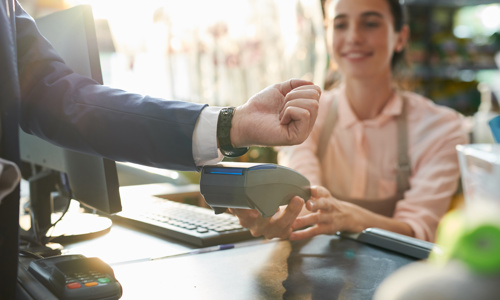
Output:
251,230,262,238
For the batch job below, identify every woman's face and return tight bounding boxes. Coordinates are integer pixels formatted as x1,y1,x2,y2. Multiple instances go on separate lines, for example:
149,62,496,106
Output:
326,0,407,81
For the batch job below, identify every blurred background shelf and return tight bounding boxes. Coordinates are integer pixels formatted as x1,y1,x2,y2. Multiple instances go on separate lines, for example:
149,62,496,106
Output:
405,1,500,116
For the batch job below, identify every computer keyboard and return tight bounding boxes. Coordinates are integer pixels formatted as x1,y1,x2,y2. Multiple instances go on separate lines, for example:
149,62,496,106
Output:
113,194,255,247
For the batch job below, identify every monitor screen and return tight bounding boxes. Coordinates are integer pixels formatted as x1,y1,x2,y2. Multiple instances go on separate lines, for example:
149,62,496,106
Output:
19,5,122,244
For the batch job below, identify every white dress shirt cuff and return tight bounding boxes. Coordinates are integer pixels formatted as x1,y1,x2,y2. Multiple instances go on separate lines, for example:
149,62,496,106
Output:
192,106,224,166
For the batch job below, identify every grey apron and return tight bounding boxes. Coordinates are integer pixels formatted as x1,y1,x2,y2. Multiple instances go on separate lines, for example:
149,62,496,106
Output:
316,94,410,217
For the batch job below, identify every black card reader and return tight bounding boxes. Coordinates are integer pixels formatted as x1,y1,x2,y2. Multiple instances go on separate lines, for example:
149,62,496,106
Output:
200,162,310,217
27,254,122,300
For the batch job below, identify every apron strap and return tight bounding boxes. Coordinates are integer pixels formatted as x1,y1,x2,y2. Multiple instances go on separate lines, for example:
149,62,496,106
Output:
396,95,411,197
317,96,338,161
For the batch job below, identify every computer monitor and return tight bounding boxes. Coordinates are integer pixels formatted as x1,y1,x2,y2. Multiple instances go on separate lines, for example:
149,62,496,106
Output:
19,5,122,245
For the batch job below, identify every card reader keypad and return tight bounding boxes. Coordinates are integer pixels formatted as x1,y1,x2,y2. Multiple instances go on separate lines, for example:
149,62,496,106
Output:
65,271,111,289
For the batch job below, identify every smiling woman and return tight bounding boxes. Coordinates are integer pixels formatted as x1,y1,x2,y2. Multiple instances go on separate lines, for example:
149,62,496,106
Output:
276,0,468,242
230,0,470,244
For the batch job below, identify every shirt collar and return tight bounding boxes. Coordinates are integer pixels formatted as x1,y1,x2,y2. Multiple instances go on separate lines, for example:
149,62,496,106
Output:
336,86,403,129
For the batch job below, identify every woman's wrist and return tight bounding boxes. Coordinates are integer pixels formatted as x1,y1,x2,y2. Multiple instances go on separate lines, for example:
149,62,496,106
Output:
340,201,369,233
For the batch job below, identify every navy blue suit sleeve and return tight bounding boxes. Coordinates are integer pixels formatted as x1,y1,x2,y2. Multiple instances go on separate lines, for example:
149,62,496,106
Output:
15,3,207,171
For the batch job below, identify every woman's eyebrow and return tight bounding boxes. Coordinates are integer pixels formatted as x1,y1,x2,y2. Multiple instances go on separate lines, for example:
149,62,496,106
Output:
333,11,384,21
333,14,347,21
361,11,384,19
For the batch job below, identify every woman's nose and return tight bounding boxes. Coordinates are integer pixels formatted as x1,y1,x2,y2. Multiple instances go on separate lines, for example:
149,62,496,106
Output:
346,25,363,44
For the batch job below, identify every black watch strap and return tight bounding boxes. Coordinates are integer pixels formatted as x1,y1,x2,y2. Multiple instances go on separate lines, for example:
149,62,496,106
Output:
217,107,249,157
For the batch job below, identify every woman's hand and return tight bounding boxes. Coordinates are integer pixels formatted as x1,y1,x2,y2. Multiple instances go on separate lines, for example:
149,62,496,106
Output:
229,196,305,240
289,186,356,241
289,186,416,241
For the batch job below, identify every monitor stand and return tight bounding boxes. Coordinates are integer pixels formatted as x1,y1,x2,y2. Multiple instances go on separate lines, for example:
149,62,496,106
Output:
46,204,112,244
25,170,112,249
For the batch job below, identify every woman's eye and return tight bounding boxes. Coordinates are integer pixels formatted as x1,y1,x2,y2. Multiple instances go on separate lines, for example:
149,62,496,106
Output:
364,21,380,28
333,22,347,30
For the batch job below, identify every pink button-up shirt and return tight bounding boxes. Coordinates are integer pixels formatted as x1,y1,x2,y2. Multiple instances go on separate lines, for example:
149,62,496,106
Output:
278,86,469,241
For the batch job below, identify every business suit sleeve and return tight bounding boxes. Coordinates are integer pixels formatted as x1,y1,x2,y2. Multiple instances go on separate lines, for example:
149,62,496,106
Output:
15,3,207,171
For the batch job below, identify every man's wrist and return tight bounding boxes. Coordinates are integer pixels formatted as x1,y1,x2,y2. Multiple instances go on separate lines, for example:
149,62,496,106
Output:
217,107,249,157
192,106,222,166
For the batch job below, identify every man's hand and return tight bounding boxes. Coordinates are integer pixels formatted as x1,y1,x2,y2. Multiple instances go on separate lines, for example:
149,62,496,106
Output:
230,79,321,148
